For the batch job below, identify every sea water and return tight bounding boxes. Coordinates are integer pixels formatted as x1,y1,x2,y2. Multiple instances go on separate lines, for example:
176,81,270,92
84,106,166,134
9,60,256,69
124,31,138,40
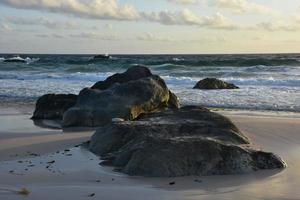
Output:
0,54,299,112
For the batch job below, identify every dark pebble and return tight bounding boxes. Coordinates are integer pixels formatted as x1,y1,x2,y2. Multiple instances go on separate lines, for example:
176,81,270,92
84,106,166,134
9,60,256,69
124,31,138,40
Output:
88,193,95,197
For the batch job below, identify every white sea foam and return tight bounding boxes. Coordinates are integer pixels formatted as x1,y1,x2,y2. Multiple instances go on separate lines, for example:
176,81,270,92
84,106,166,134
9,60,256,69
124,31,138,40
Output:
172,57,185,61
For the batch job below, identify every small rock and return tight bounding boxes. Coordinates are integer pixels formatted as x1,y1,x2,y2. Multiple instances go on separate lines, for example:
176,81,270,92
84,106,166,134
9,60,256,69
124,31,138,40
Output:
17,188,30,196
169,181,176,185
193,78,239,90
88,193,95,197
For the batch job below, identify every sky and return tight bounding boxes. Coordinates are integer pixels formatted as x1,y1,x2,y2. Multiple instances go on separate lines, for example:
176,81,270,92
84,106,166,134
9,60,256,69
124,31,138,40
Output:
0,0,300,54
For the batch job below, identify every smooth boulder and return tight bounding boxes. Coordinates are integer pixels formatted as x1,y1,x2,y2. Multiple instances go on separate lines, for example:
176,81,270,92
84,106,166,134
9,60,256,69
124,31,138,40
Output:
91,65,153,90
63,75,172,127
89,106,286,177
32,94,77,119
194,78,239,90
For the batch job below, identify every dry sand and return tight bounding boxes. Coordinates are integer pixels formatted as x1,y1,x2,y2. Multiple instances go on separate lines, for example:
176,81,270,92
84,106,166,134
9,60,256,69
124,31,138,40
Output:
0,108,300,200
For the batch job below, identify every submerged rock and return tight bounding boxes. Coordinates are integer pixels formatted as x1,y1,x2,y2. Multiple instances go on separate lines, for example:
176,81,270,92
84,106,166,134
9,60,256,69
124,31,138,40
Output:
89,106,286,177
32,94,77,119
193,78,239,90
93,54,111,60
63,75,173,127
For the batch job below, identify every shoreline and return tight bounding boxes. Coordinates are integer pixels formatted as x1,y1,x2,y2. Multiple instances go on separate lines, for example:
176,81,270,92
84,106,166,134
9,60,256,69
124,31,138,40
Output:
1,107,300,199
2,103,300,118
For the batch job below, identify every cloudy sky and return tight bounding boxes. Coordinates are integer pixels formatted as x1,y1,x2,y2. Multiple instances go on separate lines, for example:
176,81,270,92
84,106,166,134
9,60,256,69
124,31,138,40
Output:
0,0,300,54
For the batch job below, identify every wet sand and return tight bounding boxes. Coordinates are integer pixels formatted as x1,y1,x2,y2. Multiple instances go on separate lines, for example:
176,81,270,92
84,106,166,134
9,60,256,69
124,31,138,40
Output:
0,108,300,200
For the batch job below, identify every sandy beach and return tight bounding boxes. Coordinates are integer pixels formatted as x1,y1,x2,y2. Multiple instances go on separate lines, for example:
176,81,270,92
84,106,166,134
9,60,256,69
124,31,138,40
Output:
0,106,299,200
1,0,300,198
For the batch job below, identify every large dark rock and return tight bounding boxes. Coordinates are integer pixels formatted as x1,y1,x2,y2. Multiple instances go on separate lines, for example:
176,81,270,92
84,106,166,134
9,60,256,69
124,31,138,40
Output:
91,66,153,90
32,66,180,124
89,106,286,177
91,65,179,110
167,90,180,108
194,78,239,90
63,75,172,127
32,94,77,119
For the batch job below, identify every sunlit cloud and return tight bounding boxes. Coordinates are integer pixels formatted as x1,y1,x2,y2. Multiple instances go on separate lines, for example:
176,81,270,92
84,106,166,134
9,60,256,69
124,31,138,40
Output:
0,0,140,21
6,16,77,29
69,31,120,40
0,0,238,30
137,33,175,42
142,9,238,30
210,0,279,15
167,0,198,5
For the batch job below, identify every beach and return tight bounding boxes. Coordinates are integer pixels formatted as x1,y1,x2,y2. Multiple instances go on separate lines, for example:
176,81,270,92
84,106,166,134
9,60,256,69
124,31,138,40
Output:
1,0,300,198
0,106,300,200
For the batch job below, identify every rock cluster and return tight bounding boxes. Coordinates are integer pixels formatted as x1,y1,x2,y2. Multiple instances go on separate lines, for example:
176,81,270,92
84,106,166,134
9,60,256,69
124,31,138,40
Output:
32,66,285,177
32,66,179,126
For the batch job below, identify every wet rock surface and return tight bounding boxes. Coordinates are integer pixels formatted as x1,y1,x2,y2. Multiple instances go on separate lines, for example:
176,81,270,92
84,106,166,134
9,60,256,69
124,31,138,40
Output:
89,106,285,177
32,94,77,119
91,65,153,90
193,78,239,90
63,75,175,127
32,66,180,126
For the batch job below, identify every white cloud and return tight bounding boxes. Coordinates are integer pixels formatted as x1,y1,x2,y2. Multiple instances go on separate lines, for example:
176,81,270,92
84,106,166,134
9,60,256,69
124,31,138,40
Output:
142,9,238,30
257,21,299,32
256,15,300,32
142,9,200,25
69,31,120,40
52,33,65,38
104,24,113,30
137,33,175,42
35,34,49,38
210,0,278,15
6,16,77,29
0,0,239,30
167,0,198,4
0,0,139,21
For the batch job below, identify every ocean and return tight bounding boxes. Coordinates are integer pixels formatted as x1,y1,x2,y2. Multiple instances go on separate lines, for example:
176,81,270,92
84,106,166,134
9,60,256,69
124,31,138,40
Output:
0,54,299,113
